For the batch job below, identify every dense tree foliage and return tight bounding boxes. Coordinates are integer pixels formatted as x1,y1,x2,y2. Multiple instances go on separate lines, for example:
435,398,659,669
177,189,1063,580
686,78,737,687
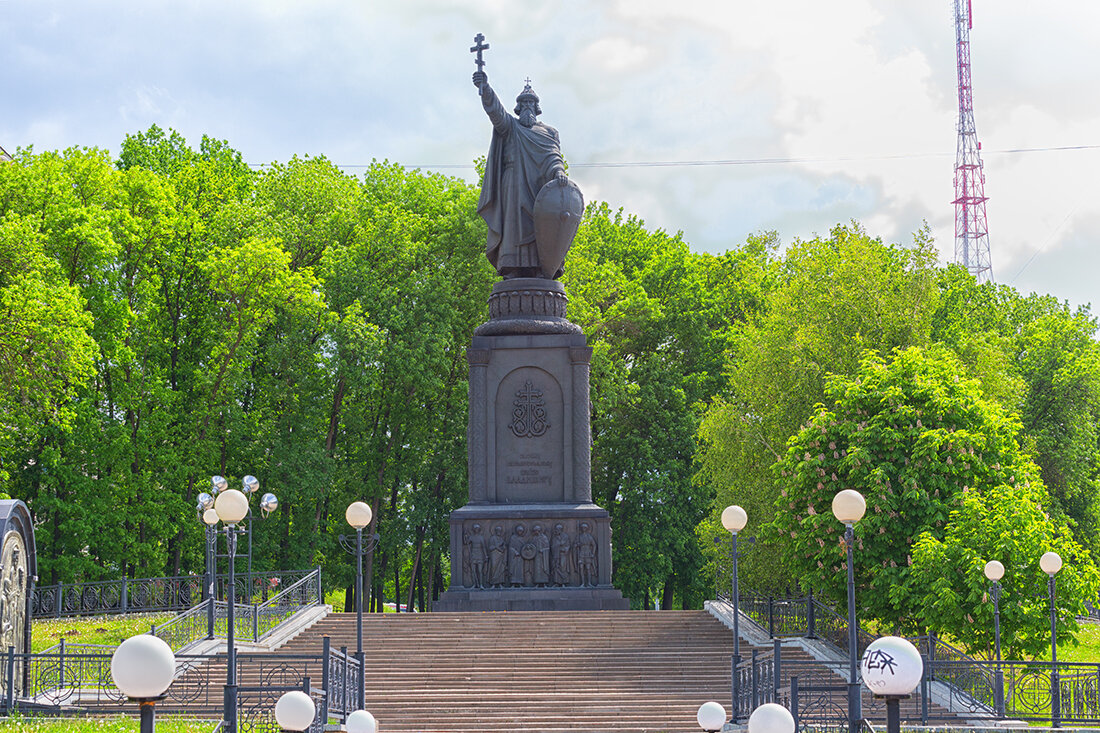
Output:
764,346,1098,642
912,481,1099,659
0,129,754,610
5,128,1100,632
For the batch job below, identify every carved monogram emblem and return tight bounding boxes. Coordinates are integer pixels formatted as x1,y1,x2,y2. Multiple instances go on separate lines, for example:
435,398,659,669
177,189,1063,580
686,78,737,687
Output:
509,380,549,438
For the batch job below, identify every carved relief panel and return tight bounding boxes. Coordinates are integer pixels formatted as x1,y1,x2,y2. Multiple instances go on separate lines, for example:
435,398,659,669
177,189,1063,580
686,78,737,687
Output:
494,368,563,503
460,518,599,589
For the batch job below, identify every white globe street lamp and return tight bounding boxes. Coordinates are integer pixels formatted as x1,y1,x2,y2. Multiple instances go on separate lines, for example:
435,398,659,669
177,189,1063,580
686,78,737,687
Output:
861,636,923,733
1041,550,1063,727
747,703,795,733
203,474,278,733
111,634,176,733
721,504,747,723
346,709,378,733
697,701,727,733
832,488,865,732
274,690,316,732
341,500,380,711
983,559,1006,716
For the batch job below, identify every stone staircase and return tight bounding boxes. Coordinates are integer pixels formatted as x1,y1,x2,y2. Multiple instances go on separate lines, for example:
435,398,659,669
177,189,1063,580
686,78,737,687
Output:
280,610,739,733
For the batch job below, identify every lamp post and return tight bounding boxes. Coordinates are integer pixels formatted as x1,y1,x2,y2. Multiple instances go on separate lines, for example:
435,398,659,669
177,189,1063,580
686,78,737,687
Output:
1041,550,1063,728
110,634,177,733
983,559,1005,718
339,501,380,712
860,636,923,733
274,690,316,733
697,701,727,733
346,709,378,733
721,504,748,723
747,703,795,733
206,474,278,733
196,493,219,640
832,489,866,733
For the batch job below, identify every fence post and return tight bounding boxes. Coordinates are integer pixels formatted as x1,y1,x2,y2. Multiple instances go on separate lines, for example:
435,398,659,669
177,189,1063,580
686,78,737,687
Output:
320,637,332,725
340,645,350,722
751,648,760,710
920,654,929,724
790,676,799,730
120,576,128,615
58,638,65,687
252,604,258,642
807,588,816,639
768,596,774,638
55,584,62,618
5,646,14,711
773,638,781,703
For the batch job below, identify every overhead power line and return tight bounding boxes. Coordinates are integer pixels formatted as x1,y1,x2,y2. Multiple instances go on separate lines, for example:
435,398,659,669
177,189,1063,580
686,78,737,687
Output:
248,143,1100,171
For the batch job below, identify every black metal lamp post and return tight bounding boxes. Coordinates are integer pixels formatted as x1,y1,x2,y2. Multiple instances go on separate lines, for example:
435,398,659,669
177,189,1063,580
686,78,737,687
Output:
110,634,177,733
983,559,1005,718
339,501,380,712
720,504,748,723
1041,550,1063,728
197,495,219,640
832,489,866,733
208,474,278,733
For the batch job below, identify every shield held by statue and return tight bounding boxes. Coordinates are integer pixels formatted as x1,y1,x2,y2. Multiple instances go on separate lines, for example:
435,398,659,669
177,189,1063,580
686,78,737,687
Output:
533,177,584,279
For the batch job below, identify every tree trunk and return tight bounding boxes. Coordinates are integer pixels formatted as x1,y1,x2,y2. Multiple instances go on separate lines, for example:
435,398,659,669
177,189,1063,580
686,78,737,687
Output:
406,527,424,613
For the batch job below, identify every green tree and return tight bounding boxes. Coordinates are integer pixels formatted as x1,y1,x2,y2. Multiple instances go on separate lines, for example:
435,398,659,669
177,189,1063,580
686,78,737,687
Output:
912,481,1099,658
697,223,939,591
765,346,1061,630
566,205,753,608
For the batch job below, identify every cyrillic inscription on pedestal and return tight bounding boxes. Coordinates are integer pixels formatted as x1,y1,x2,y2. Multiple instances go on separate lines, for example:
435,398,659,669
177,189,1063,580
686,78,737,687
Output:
496,368,562,503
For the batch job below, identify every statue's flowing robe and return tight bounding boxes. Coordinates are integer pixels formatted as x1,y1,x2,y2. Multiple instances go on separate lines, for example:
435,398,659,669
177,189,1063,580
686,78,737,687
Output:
477,83,565,273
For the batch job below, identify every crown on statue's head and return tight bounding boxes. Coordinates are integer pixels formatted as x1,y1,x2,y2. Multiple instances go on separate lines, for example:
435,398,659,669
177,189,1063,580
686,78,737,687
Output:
514,81,542,116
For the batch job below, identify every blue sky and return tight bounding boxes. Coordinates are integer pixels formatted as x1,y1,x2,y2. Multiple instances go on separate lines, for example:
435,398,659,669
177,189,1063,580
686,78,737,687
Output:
3,0,1098,309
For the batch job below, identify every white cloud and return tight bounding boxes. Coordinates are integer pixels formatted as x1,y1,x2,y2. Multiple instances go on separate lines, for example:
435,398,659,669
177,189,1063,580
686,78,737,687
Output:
1,0,1098,309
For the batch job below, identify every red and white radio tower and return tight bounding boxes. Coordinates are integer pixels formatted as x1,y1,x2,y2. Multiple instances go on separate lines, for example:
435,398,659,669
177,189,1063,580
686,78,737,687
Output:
953,0,993,282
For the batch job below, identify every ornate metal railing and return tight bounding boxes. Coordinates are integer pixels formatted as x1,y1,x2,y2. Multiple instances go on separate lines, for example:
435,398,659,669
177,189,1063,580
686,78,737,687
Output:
0,637,359,729
32,568,315,618
736,645,779,719
152,568,323,651
728,629,1100,728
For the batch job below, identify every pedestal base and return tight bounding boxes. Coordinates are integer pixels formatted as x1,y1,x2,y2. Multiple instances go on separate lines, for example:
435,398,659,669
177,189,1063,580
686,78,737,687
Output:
434,585,629,612
440,503,629,610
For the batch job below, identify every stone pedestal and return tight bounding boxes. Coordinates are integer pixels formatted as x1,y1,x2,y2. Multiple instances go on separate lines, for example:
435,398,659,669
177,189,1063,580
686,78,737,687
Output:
435,279,629,612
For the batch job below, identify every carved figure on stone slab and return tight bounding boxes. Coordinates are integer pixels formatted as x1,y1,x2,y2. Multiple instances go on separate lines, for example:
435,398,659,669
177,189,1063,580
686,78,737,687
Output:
551,523,572,586
574,522,597,587
532,524,551,586
471,34,582,280
466,523,488,588
508,524,530,586
488,525,507,587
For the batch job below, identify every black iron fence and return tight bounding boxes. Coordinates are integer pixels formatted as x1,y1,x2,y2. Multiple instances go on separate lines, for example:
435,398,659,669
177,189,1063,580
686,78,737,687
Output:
735,639,1100,729
0,635,361,731
153,568,323,651
32,568,316,618
719,584,1100,728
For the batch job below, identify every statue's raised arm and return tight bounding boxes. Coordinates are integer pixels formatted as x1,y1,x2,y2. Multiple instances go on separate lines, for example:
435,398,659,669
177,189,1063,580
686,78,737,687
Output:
470,34,582,280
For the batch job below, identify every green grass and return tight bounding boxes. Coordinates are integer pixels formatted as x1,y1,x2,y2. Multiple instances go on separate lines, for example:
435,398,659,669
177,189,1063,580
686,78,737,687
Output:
1032,619,1100,663
31,613,175,653
0,715,217,732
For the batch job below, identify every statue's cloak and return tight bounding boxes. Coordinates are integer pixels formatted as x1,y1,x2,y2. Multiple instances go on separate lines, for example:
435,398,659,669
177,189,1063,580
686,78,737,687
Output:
477,86,563,271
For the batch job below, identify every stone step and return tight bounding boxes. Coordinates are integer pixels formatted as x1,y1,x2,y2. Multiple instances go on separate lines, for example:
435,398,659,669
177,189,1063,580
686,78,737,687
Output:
154,609,965,733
